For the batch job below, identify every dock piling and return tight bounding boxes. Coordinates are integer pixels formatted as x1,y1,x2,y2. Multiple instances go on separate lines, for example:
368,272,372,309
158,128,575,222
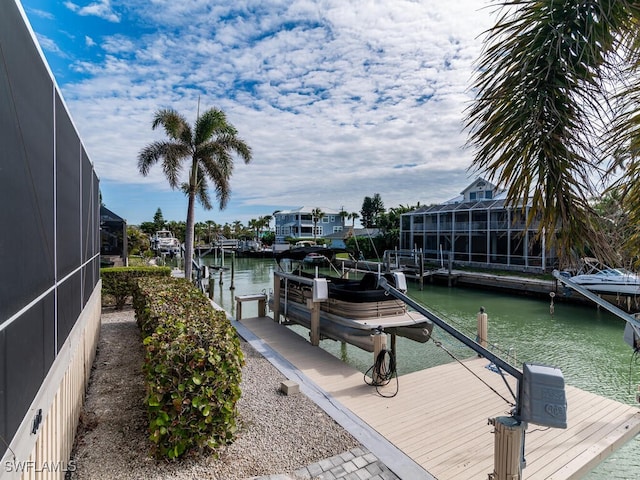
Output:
372,330,387,385
477,307,488,349
488,416,525,480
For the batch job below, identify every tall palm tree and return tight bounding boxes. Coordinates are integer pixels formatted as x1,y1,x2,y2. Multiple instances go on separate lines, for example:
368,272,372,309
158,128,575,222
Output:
465,0,640,266
138,107,251,279
348,212,360,229
311,208,325,242
248,218,261,242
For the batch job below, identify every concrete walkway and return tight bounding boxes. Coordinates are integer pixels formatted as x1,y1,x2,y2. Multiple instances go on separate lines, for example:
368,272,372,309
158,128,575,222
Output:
248,446,399,480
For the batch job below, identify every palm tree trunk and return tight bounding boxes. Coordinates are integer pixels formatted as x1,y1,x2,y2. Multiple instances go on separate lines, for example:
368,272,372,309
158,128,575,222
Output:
184,192,196,280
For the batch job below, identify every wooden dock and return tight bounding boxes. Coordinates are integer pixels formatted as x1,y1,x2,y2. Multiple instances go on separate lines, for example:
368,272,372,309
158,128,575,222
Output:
235,316,640,480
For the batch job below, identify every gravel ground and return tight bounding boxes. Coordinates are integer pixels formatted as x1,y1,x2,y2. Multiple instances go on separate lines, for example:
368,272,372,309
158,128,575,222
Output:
68,308,359,480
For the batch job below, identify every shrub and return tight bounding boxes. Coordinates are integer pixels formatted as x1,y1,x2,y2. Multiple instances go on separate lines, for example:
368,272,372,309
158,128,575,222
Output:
101,266,171,309
133,277,244,460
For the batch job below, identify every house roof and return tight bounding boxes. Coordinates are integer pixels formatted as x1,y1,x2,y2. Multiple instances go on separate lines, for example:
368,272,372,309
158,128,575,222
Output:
275,206,342,216
100,205,125,223
404,195,528,216
324,227,381,239
460,177,498,195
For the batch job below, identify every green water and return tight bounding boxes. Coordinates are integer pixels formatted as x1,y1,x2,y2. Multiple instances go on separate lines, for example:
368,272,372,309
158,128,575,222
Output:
203,256,639,479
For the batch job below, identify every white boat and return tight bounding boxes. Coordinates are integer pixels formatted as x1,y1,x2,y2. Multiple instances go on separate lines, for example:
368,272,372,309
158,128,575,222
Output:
151,229,181,256
270,247,434,352
561,258,640,296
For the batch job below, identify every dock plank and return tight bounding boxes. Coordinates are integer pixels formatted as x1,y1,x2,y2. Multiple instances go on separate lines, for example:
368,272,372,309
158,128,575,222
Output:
238,316,640,480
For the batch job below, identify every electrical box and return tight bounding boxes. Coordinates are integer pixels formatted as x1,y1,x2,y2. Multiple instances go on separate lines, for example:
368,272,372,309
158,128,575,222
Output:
312,278,328,302
520,363,567,429
392,272,407,292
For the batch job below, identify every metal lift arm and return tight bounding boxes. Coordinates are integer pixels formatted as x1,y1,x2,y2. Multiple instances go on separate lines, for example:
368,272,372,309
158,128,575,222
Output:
377,277,523,382
552,270,640,337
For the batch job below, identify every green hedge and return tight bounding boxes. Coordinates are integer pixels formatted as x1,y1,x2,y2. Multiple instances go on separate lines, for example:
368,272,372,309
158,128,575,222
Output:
101,266,171,309
133,277,244,459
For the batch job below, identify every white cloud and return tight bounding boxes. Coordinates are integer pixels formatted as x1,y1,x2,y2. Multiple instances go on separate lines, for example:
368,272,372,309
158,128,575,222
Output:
54,0,497,223
35,34,69,58
26,8,55,20
65,0,120,23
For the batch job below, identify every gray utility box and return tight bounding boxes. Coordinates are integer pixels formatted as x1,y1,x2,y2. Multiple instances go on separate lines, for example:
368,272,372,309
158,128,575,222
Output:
520,363,567,429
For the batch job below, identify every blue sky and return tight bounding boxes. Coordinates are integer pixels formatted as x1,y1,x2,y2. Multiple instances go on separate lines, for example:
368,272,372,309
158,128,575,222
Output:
19,0,496,226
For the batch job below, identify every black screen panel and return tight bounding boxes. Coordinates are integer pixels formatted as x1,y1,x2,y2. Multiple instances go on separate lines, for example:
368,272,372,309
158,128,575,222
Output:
56,92,81,278
4,293,54,451
56,272,82,351
0,0,55,321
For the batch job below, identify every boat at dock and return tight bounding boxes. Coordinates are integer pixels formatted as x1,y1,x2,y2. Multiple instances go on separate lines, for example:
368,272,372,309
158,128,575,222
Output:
270,247,434,352
151,229,181,256
560,257,640,296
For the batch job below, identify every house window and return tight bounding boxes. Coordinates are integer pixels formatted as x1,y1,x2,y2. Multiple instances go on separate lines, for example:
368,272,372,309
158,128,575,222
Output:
314,226,323,236
333,226,343,233
322,217,329,223
470,192,477,200
485,191,493,199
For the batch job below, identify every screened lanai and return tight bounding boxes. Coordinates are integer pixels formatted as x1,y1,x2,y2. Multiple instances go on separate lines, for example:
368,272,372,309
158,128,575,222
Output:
400,196,557,273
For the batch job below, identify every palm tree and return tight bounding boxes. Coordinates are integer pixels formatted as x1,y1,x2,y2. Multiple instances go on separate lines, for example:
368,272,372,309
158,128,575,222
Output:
262,215,273,233
311,208,325,242
232,220,244,238
248,218,261,242
465,0,640,266
348,212,360,229
138,107,251,279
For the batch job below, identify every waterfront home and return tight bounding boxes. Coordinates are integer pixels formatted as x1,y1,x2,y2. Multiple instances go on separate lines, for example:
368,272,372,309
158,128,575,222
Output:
400,178,558,273
274,207,345,245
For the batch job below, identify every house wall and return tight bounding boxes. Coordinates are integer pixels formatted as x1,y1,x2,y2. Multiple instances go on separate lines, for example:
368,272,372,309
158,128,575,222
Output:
274,209,344,244
0,1,101,478
401,203,556,273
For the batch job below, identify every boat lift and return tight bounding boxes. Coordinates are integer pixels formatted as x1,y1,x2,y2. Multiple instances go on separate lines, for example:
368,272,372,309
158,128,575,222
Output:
376,276,568,480
552,270,640,352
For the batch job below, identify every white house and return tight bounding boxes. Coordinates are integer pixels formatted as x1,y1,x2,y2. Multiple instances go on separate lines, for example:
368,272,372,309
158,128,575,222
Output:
274,207,345,244
400,178,557,272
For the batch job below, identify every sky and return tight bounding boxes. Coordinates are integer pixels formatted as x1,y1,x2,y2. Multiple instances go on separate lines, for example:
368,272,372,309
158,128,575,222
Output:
19,0,498,227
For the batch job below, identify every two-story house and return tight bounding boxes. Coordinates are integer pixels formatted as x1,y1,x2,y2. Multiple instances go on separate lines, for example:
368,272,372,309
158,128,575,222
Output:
274,207,345,244
400,178,557,272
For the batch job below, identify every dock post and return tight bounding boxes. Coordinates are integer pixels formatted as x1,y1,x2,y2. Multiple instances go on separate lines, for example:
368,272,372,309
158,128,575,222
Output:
390,333,397,358
488,416,525,480
273,274,281,323
419,251,424,291
208,278,214,300
308,299,320,346
372,330,387,385
477,306,488,349
230,252,235,290
236,298,242,321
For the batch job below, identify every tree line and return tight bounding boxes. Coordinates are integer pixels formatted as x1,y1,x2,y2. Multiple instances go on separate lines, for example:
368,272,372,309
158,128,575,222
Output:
126,193,422,259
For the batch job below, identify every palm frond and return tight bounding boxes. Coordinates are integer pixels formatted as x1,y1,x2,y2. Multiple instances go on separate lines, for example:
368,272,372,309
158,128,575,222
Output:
195,108,231,146
466,0,638,264
138,141,190,188
152,109,193,146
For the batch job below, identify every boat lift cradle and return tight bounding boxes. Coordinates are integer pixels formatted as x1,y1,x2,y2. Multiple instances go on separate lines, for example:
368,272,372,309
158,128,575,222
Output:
376,276,568,479
552,270,640,352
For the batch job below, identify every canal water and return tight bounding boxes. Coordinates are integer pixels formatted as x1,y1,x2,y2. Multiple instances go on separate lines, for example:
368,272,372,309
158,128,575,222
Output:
202,255,639,479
